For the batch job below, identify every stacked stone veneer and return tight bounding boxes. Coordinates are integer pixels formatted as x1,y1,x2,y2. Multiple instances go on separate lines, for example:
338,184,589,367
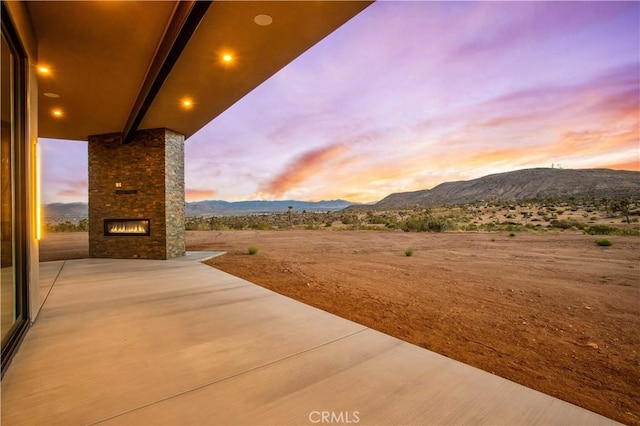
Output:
88,128,185,260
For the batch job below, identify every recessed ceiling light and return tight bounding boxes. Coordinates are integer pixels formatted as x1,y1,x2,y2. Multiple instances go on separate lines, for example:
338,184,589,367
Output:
44,92,60,98
38,66,51,75
51,108,63,117
221,53,233,63
181,98,193,109
254,14,273,26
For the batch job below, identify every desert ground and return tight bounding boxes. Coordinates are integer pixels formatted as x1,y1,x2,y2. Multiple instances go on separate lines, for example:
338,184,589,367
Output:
40,230,639,425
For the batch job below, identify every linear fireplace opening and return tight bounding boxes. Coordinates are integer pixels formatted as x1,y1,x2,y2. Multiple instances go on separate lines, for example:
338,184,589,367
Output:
104,219,150,236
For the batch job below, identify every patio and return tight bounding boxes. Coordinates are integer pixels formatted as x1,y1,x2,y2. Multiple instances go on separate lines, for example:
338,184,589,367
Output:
1,254,617,425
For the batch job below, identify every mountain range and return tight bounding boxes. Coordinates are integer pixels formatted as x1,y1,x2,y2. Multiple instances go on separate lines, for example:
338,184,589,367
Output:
43,168,639,221
43,199,355,222
372,168,640,209
185,199,355,216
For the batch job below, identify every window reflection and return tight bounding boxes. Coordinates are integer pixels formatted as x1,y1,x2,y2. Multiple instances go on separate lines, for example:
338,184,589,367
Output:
1,32,17,344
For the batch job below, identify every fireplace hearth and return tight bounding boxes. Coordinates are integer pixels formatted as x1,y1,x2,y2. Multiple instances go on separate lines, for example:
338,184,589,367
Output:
104,219,150,236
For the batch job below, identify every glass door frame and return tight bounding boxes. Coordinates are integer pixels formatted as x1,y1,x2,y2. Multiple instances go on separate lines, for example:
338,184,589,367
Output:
1,2,30,377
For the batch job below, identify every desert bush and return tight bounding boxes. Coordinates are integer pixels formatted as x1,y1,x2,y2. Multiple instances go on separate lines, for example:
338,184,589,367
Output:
586,225,640,236
399,215,425,232
586,225,619,235
248,222,272,230
594,239,612,247
247,246,259,255
484,223,497,232
428,217,452,232
45,219,88,232
209,217,228,231
341,215,357,225
368,214,391,225
228,218,246,230
509,232,516,237
504,224,524,233
405,248,414,257
550,219,585,230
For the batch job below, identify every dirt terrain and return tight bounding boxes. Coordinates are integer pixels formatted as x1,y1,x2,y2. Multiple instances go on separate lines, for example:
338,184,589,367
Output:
41,230,639,424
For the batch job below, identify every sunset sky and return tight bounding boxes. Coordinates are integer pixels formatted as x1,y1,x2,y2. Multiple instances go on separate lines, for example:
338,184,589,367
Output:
41,1,640,204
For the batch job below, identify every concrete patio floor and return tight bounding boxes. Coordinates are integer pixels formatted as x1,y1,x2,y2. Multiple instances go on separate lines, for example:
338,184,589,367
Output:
1,253,618,425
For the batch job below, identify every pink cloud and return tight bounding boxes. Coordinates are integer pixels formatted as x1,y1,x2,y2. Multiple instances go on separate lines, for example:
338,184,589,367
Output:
258,144,348,198
55,180,88,199
555,127,639,156
472,112,544,129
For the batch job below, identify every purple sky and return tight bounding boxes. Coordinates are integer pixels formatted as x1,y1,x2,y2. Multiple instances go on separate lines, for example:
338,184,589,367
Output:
41,1,640,204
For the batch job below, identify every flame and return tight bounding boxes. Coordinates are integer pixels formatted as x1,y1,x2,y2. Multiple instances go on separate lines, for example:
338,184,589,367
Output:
107,221,148,234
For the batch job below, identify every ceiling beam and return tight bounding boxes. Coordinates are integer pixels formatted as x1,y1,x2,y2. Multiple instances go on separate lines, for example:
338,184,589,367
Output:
121,0,211,144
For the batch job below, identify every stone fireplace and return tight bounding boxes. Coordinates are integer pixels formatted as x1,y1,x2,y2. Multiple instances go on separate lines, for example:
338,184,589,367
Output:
88,128,185,260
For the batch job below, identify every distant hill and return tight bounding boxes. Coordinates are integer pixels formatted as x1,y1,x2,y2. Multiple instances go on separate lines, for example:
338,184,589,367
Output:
186,199,355,216
41,168,640,221
43,199,356,222
43,202,88,222
373,168,640,209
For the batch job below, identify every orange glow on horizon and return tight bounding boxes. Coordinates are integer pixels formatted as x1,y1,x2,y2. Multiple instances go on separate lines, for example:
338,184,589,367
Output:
603,160,640,171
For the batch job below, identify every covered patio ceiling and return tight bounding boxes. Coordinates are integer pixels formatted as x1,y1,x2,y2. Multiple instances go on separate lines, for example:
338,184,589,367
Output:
29,1,372,142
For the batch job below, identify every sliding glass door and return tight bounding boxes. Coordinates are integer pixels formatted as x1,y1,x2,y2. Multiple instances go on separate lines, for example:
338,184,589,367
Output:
1,7,29,376
1,30,17,344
